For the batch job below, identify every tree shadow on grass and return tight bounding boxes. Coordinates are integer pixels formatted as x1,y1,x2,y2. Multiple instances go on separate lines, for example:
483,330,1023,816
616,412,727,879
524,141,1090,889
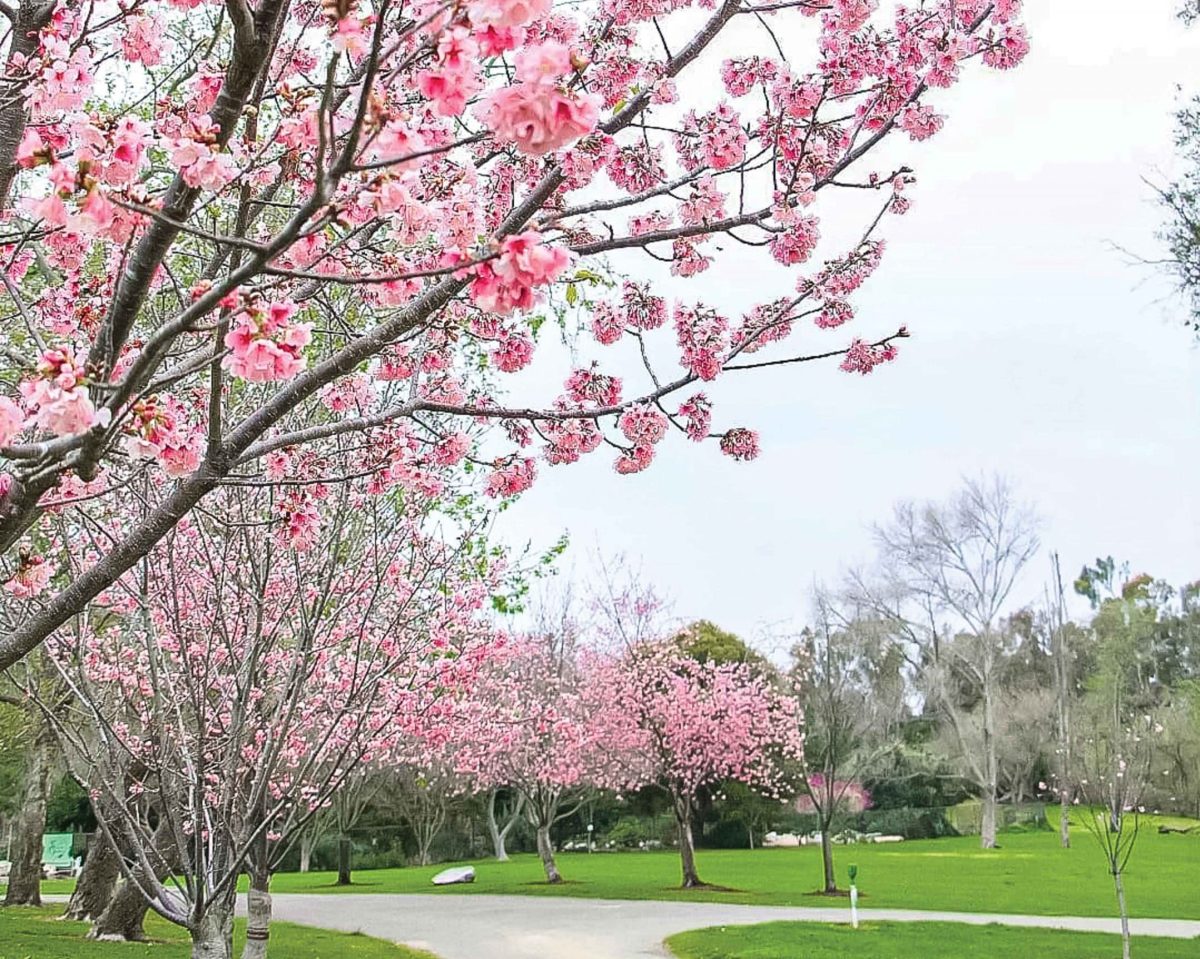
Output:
803,888,866,899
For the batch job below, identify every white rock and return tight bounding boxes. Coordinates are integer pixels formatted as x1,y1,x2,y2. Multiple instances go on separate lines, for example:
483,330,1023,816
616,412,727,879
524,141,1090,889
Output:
431,866,476,886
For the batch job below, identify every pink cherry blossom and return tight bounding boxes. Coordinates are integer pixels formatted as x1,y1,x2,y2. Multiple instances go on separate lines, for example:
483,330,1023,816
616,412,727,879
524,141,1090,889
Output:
222,299,313,382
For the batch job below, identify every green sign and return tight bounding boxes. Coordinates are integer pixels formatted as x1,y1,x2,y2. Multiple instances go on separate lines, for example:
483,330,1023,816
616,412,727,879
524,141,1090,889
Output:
848,864,858,882
42,833,74,868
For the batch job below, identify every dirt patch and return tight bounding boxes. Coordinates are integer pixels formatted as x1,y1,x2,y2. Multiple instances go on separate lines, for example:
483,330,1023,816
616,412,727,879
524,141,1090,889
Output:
802,888,864,899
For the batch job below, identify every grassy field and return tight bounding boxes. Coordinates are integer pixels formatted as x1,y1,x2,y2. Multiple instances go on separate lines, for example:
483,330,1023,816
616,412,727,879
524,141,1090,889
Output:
665,921,1200,959
0,906,434,959
246,816,1200,919
13,814,1200,921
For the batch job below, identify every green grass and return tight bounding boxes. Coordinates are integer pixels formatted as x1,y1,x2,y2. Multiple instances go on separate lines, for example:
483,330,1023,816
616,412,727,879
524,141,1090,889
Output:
665,921,1200,959
0,906,435,959
250,813,1200,919
12,813,1199,923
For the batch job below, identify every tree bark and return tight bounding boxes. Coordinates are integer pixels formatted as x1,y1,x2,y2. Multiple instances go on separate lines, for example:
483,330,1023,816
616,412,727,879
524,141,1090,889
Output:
1113,867,1132,959
299,833,314,873
336,836,352,886
4,720,55,906
820,827,837,894
191,902,235,959
0,0,56,208
980,678,999,849
676,807,703,889
89,877,152,941
89,877,153,941
241,875,272,959
487,790,521,862
89,819,177,941
63,831,121,921
535,825,561,884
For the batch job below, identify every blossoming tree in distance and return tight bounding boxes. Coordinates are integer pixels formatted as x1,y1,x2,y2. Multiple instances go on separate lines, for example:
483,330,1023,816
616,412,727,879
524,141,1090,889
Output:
594,639,804,887
0,0,1028,667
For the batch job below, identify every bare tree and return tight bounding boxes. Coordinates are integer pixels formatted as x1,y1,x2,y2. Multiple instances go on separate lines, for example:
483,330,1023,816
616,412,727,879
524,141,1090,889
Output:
848,475,1040,848
389,766,460,867
1047,551,1074,847
793,591,905,893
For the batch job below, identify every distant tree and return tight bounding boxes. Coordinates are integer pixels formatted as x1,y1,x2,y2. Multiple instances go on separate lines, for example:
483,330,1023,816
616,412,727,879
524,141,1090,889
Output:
848,475,1041,848
596,640,803,888
676,621,760,666
792,593,904,893
1073,565,1163,959
1162,2,1200,334
388,766,462,867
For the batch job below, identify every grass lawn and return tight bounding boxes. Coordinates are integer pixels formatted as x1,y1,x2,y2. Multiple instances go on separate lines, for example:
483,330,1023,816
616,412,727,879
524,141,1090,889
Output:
0,906,434,959
251,813,1200,919
665,921,1200,959
13,813,1199,921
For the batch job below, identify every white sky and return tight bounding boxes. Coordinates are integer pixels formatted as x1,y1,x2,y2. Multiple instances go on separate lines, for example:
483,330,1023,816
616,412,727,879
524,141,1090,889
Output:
495,0,1200,643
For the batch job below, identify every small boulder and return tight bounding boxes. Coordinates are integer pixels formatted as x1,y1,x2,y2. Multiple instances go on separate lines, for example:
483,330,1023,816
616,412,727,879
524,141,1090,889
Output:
432,866,476,886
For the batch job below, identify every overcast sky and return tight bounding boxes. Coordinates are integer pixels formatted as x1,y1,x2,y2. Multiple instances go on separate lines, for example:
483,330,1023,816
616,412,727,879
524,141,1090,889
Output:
495,0,1200,644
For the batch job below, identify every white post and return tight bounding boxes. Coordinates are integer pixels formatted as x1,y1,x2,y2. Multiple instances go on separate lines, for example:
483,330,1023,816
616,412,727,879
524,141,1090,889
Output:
848,863,859,929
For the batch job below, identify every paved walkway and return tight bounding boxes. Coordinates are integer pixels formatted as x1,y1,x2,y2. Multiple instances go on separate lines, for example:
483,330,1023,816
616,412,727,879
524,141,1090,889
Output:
261,893,1200,959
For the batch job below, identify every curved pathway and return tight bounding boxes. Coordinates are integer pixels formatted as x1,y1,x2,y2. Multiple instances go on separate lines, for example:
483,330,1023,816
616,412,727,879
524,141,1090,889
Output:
262,893,1200,959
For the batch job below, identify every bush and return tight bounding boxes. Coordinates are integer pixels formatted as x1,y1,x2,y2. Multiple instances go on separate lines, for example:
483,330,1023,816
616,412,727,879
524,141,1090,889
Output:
603,815,676,849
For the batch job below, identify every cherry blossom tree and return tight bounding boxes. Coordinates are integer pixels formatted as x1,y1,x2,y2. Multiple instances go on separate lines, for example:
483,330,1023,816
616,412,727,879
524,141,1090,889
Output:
595,639,804,888
451,629,627,883
31,488,500,959
0,0,1029,671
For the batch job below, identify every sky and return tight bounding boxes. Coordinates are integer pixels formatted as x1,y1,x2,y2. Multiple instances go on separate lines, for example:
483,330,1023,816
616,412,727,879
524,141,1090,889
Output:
494,1,1200,646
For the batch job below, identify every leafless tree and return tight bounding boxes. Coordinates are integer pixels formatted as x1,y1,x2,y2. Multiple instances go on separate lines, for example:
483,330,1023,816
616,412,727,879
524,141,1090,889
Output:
847,475,1040,848
792,590,906,893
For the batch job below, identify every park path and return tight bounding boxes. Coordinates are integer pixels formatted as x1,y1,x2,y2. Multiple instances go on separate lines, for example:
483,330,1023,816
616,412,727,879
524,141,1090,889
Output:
260,893,1200,959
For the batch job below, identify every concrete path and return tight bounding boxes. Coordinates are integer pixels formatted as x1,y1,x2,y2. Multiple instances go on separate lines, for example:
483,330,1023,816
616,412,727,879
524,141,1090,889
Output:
261,893,1200,959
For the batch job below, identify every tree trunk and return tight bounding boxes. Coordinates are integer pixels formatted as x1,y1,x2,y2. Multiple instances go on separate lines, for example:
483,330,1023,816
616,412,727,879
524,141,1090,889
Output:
241,800,271,959
535,824,561,884
980,679,998,849
299,833,314,873
4,720,55,906
336,836,352,886
487,790,518,862
63,831,121,921
89,877,152,941
1051,551,1071,849
980,791,998,849
89,819,177,942
241,874,272,959
1113,866,1132,959
820,826,837,894
747,824,754,851
191,903,235,959
676,808,703,889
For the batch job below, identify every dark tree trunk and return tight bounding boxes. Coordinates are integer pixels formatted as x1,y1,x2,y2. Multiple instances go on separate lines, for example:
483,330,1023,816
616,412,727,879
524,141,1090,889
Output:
336,836,352,885
63,831,122,921
821,826,837,894
4,720,55,906
89,878,152,941
89,820,176,941
676,805,703,889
